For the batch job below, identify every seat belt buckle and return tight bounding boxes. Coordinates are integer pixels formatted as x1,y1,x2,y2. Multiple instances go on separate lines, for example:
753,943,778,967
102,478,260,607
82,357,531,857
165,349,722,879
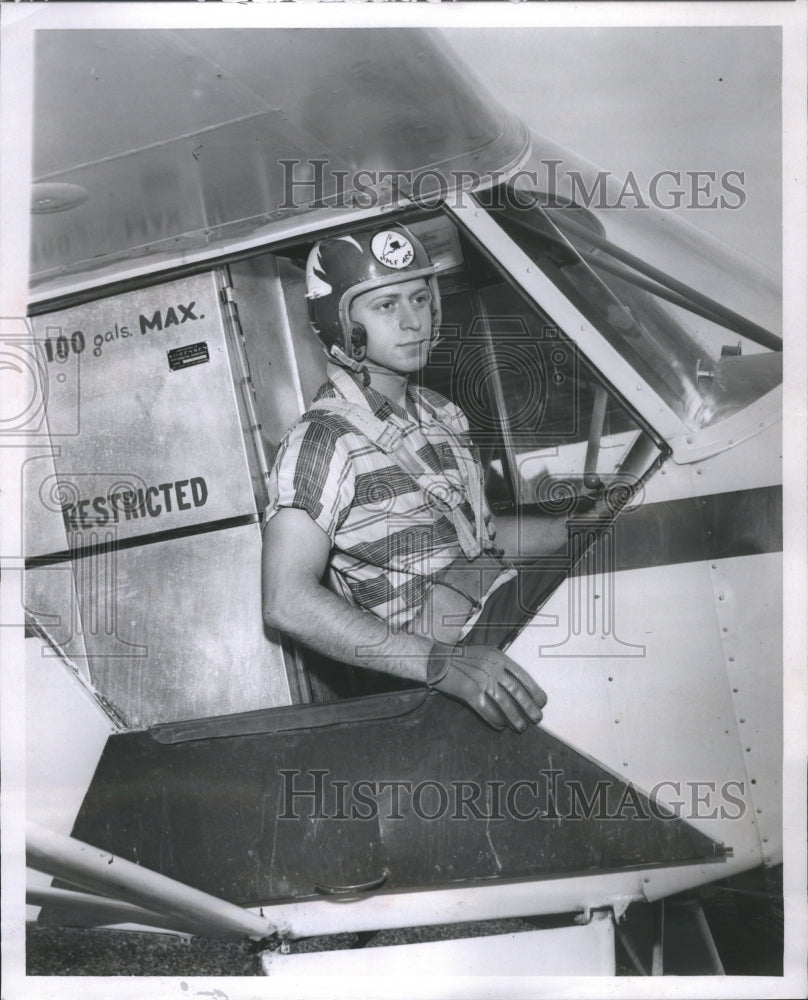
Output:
376,422,404,452
375,411,412,452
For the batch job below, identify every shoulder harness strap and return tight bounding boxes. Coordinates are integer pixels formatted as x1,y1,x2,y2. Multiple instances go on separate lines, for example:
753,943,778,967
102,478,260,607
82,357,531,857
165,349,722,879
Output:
309,395,485,559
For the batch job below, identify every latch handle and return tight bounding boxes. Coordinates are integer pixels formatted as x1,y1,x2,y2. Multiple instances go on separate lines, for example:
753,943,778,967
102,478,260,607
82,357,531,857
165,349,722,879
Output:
313,868,390,896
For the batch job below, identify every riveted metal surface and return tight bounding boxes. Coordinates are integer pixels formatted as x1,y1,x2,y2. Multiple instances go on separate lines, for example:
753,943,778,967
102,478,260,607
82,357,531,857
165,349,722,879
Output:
506,447,781,878
711,552,783,864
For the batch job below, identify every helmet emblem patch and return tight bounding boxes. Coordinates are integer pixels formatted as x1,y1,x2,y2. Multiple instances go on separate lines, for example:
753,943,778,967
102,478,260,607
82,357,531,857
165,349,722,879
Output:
371,231,415,270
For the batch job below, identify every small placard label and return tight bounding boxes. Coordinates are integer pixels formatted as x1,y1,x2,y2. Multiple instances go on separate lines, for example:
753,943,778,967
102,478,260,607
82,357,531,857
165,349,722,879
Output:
168,342,209,371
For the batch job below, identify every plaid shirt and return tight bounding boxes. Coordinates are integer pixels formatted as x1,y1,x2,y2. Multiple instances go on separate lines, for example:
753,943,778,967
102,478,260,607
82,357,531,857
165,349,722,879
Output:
265,365,498,629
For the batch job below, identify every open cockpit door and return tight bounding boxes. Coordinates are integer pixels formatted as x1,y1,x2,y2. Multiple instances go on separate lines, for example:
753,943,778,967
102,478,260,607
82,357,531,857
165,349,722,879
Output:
37,689,728,930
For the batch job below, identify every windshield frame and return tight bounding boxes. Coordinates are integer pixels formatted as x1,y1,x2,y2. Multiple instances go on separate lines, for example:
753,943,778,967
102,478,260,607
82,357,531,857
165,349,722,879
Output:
446,188,780,463
489,194,782,431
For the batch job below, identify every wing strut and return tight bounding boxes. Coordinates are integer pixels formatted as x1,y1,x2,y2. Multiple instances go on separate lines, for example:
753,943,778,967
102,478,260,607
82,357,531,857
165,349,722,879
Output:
26,822,277,941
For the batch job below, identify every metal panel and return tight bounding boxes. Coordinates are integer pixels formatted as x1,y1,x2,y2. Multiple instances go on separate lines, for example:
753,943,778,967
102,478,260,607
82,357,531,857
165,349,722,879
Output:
250,871,641,940
42,522,292,729
227,255,315,460
34,30,508,180
502,429,782,877
31,29,526,292
262,915,616,977
27,272,255,558
713,551,782,865
507,553,774,876
46,692,725,921
23,448,91,678
23,268,296,726
25,563,92,684
23,445,77,565
25,635,117,921
31,112,332,283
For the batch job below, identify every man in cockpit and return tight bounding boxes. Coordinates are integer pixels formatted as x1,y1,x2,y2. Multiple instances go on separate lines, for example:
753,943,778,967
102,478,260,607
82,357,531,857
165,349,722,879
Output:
262,224,570,733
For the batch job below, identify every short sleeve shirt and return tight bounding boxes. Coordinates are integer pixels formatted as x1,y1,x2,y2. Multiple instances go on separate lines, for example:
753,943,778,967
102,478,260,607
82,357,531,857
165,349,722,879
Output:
265,366,495,628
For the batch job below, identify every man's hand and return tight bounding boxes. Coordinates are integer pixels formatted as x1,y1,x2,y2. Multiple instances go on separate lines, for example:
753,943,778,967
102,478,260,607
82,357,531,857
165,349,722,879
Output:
427,643,547,733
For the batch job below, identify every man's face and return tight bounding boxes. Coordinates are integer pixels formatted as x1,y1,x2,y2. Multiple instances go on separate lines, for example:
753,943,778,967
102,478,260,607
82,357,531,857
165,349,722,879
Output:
349,277,433,375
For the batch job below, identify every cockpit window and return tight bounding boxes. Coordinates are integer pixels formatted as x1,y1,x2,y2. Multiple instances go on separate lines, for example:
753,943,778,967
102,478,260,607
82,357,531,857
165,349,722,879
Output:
411,214,664,516
481,181,782,431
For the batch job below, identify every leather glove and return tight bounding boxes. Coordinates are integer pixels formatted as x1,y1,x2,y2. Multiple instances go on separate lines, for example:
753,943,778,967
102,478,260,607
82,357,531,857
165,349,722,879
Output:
427,643,547,733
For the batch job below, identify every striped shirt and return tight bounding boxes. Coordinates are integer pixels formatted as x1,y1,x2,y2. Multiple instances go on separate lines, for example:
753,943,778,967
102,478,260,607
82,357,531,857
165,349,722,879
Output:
265,365,500,629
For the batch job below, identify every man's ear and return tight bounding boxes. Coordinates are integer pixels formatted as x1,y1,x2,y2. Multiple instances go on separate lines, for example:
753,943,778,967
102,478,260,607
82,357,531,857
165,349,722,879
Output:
350,323,367,361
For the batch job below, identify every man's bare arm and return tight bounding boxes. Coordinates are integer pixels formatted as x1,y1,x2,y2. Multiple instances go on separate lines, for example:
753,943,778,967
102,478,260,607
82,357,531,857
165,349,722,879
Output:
263,507,549,731
262,507,432,682
493,498,612,559
492,511,569,559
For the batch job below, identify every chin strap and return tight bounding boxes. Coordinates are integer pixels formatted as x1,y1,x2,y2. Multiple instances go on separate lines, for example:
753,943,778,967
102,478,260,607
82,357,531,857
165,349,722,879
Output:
328,346,419,392
329,345,371,387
